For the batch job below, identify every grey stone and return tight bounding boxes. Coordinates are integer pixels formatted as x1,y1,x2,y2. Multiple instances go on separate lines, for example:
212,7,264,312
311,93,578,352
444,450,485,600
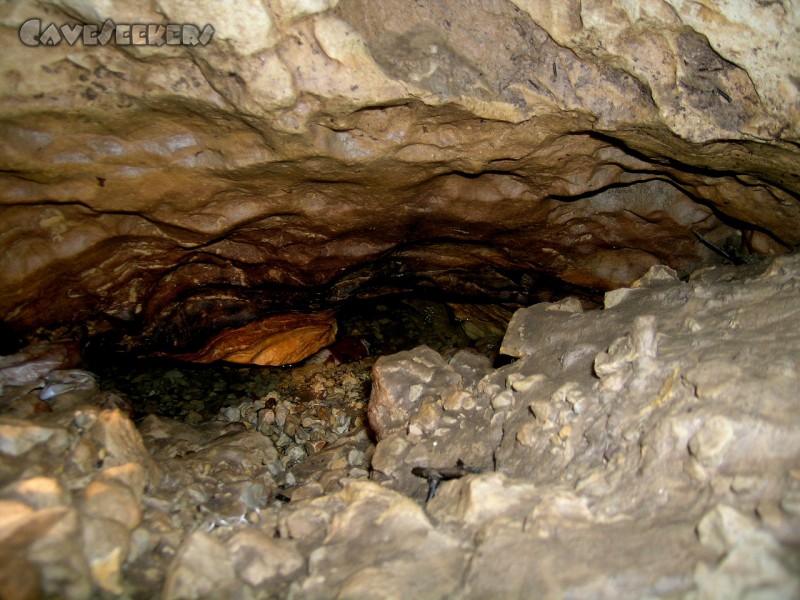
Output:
0,419,69,457
163,530,237,600
691,530,800,600
696,504,758,554
368,345,462,439
227,529,304,585
688,416,735,468
295,481,465,599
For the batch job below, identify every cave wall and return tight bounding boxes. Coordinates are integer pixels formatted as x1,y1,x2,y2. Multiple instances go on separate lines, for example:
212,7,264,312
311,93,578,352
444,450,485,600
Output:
0,0,798,355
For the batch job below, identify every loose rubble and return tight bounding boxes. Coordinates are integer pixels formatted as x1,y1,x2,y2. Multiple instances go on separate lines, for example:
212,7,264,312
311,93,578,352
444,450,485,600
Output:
1,258,799,598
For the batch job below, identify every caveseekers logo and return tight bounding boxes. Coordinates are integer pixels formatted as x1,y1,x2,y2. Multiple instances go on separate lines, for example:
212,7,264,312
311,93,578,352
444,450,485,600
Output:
19,18,215,47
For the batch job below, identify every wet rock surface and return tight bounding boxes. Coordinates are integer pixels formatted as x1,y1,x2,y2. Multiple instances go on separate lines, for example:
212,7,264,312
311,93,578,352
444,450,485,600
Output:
0,256,799,598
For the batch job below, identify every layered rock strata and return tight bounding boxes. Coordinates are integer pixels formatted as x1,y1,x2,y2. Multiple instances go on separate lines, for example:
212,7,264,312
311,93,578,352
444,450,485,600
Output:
1,0,798,360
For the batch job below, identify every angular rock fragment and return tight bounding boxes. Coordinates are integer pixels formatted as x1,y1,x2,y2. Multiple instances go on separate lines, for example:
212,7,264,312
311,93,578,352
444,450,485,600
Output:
227,529,304,586
0,419,69,457
163,531,237,600
81,479,142,531
81,516,130,594
292,481,465,599
368,345,464,439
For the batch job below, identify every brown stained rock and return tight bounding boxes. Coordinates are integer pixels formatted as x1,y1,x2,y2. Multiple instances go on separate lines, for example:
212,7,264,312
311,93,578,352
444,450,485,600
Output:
0,553,42,600
159,310,337,366
0,2,798,354
0,476,71,510
0,505,92,600
81,479,142,531
447,303,515,340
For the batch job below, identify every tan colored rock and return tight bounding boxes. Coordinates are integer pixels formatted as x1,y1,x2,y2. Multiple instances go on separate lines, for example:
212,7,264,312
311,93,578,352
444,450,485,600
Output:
0,2,797,352
0,419,69,457
162,310,337,366
227,529,304,585
81,516,131,594
96,462,149,503
88,409,159,483
0,499,35,542
81,479,142,531
0,476,70,510
163,530,237,600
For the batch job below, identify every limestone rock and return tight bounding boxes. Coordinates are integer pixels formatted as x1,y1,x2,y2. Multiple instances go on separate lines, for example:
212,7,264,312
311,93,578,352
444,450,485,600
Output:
0,250,798,598
0,476,70,510
0,1,799,590
96,462,150,503
81,516,131,594
688,416,736,469
427,472,540,529
448,349,493,392
161,310,338,366
227,529,304,586
81,479,142,531
38,369,98,401
696,504,758,555
0,419,69,457
0,505,92,600
292,480,465,599
88,409,159,484
174,430,280,480
501,298,598,364
163,530,237,600
368,345,500,498
368,345,462,439
0,342,81,387
691,530,800,600
0,2,797,354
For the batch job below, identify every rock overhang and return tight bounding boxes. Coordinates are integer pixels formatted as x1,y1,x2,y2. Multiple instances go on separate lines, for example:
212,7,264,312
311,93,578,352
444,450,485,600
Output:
0,0,798,362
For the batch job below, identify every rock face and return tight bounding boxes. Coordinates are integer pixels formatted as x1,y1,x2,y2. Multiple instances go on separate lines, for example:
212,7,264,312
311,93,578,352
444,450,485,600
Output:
1,254,799,598
367,253,800,598
1,0,798,360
